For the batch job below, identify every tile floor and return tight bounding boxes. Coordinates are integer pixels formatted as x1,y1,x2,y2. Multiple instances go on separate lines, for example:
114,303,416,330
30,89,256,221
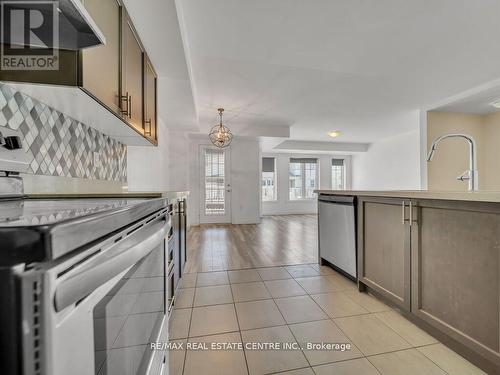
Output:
168,264,486,375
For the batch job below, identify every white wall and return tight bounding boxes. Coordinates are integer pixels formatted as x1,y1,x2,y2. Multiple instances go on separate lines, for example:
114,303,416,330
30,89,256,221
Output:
230,139,261,224
168,130,190,192
167,132,261,225
127,118,170,191
262,153,352,215
419,109,428,189
351,129,421,190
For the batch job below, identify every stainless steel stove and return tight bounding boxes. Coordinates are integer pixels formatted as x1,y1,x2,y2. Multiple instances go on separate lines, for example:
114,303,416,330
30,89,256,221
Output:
0,196,168,263
0,177,171,375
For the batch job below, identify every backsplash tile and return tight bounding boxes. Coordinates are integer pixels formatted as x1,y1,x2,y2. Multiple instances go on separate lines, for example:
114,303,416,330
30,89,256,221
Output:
0,83,127,182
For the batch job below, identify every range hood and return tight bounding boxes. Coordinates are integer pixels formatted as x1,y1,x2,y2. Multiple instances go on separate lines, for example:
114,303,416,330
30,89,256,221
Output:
1,0,106,50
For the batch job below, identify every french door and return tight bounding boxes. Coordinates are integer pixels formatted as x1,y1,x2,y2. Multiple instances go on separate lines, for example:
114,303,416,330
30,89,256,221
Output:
199,145,232,224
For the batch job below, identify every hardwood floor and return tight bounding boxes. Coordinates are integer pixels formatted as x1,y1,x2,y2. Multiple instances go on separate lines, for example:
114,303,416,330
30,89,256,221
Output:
184,214,318,273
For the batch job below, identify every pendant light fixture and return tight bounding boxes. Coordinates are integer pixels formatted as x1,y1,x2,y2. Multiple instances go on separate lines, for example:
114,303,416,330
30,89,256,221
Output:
209,108,233,148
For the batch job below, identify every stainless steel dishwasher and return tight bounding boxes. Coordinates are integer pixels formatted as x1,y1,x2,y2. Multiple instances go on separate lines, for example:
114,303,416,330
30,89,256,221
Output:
318,195,357,279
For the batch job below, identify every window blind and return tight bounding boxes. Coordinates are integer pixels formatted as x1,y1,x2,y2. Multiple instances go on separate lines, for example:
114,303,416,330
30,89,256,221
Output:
262,157,275,173
290,158,317,164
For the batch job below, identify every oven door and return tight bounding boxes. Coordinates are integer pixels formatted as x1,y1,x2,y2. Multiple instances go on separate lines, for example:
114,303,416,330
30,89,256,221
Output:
19,208,170,375
92,233,167,375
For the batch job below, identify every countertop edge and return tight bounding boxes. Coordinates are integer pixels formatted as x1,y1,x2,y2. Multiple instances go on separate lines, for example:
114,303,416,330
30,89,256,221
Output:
315,190,500,203
27,191,190,199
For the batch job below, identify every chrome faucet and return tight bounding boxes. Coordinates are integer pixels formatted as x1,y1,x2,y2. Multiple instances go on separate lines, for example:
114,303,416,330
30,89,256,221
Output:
427,133,478,191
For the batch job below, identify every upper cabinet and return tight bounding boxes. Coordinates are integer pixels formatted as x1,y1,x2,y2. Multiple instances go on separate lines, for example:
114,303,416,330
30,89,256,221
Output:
81,0,121,114
121,10,145,133
0,0,158,146
144,56,158,142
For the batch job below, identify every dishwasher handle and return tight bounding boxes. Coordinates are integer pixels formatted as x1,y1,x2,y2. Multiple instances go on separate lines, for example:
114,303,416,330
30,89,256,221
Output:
54,219,168,312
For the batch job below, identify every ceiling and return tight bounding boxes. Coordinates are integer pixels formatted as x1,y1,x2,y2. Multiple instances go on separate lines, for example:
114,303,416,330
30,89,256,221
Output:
432,79,500,115
126,0,500,147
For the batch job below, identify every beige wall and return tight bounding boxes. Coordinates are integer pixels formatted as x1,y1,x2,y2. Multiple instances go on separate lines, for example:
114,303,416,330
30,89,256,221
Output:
427,111,500,191
482,112,500,190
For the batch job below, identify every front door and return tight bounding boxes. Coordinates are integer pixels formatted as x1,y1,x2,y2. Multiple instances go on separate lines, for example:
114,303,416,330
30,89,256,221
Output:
199,146,231,223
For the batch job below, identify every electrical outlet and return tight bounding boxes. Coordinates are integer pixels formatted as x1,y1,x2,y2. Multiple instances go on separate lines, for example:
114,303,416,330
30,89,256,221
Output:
0,127,29,173
93,152,100,168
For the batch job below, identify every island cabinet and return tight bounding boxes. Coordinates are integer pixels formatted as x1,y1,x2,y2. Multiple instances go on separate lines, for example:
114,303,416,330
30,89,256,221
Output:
410,199,500,372
358,196,500,372
357,197,412,311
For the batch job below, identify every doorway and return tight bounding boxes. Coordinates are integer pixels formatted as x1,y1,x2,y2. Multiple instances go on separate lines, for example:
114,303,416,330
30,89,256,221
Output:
199,145,232,223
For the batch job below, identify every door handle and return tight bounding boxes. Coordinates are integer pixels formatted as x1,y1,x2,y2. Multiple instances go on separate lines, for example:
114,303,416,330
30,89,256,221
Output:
402,201,415,226
402,201,407,224
409,201,413,224
145,119,152,135
120,92,129,116
128,94,132,119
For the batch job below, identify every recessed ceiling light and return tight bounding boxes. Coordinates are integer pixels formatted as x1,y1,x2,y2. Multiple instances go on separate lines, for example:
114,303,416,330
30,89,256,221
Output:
490,99,500,108
328,130,341,138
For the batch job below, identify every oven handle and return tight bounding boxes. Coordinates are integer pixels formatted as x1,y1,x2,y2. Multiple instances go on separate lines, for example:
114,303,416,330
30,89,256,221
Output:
54,219,168,312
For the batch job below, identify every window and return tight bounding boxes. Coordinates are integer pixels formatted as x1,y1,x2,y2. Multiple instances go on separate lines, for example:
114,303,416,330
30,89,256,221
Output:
204,148,225,215
331,158,346,190
289,158,318,200
262,157,277,201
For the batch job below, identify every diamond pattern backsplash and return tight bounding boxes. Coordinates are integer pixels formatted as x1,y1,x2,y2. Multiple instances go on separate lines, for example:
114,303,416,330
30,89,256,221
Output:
0,83,127,182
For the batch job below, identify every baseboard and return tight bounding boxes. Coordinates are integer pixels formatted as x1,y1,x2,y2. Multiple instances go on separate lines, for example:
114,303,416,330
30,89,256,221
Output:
231,218,261,224
262,212,317,216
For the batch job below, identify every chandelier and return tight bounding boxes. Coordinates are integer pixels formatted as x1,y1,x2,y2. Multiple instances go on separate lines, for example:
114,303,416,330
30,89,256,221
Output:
209,108,233,148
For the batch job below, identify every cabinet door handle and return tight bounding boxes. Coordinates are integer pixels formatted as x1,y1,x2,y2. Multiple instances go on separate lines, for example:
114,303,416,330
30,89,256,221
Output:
402,201,415,226
409,201,413,224
402,201,406,224
128,94,132,119
120,92,129,116
145,119,152,135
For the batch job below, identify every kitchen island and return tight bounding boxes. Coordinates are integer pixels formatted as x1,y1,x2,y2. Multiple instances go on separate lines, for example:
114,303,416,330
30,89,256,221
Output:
317,190,500,374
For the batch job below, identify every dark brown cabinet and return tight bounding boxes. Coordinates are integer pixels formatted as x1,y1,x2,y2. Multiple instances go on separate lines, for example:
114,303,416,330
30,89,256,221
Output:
170,197,188,308
0,0,158,145
81,0,121,113
410,199,500,372
144,56,158,142
121,11,144,133
357,197,411,310
0,49,79,85
357,196,500,372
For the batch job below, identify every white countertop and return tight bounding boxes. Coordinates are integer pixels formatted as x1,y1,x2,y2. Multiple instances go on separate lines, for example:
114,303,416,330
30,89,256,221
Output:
315,190,500,203
28,191,189,200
